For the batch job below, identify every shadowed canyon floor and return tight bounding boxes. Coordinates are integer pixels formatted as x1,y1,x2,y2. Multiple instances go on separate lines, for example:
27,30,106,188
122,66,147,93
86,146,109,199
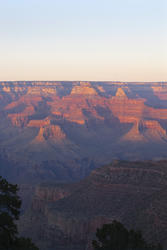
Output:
0,81,167,183
19,160,167,250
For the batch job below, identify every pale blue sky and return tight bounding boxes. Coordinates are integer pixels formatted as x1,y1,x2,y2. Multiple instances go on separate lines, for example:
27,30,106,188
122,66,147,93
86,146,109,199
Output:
0,0,166,81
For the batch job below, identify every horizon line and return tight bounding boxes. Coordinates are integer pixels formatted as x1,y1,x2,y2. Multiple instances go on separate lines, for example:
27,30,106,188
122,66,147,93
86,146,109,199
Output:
0,80,167,83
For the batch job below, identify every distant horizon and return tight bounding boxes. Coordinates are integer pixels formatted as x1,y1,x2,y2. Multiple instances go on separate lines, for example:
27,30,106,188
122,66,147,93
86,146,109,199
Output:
0,80,167,83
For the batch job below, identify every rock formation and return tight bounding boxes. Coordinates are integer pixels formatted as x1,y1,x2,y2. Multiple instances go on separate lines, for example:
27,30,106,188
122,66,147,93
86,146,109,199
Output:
71,85,98,95
27,118,51,128
121,121,146,141
1,81,167,183
33,125,66,143
115,87,128,98
139,120,167,141
152,86,167,100
19,161,167,250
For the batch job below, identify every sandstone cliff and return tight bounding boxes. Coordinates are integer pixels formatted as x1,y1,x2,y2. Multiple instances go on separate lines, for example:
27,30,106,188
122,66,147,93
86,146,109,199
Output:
71,85,98,95
115,87,128,98
33,125,66,143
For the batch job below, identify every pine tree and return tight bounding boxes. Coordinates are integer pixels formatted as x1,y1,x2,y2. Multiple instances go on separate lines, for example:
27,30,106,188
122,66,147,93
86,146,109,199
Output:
92,220,163,250
0,176,39,250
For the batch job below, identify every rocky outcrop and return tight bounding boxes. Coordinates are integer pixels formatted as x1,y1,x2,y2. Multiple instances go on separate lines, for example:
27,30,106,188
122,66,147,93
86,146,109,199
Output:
97,86,105,93
3,86,11,92
121,121,145,141
109,97,145,123
8,114,29,127
71,85,97,95
152,86,167,100
44,125,66,141
122,120,167,142
33,125,66,143
139,120,167,141
33,127,46,142
115,87,128,98
27,118,51,127
27,86,57,95
8,106,35,127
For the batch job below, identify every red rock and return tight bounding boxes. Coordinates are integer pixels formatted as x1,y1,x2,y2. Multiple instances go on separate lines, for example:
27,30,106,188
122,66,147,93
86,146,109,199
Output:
27,118,51,127
33,125,66,143
115,87,128,98
71,85,98,95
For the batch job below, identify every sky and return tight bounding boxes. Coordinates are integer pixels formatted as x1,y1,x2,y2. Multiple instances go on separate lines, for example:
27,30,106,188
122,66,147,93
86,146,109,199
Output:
0,0,166,81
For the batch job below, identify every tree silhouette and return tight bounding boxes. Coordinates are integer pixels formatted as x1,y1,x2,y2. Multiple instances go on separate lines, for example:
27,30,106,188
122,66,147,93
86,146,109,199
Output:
92,220,163,250
0,176,38,250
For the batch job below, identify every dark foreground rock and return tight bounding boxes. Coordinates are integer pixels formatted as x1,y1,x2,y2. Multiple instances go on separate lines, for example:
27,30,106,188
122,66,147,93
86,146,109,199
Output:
19,160,167,250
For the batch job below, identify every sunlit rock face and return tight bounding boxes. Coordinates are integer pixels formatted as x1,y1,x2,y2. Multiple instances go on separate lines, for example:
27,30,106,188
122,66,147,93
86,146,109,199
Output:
115,87,128,98
152,86,167,100
71,85,98,95
33,125,66,143
1,81,167,183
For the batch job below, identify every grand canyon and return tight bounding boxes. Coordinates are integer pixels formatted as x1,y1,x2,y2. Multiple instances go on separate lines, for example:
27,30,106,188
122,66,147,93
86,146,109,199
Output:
1,81,167,249
1,81,167,183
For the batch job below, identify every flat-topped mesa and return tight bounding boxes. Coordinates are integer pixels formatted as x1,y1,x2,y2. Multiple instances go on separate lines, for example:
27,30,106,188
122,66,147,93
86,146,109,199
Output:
33,125,66,143
27,87,41,95
27,118,51,128
27,86,57,95
70,85,98,95
79,81,91,86
2,86,27,94
41,87,57,95
115,87,128,98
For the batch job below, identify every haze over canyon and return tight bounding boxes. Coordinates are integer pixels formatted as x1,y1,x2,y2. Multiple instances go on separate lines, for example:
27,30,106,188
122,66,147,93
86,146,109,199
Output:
1,81,167,249
0,81,167,183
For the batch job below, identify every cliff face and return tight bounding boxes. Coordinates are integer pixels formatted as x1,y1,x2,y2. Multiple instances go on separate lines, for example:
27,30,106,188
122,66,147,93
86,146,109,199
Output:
1,81,167,183
3,82,167,130
152,86,167,100
33,125,66,143
122,120,167,142
19,161,167,250
71,85,98,95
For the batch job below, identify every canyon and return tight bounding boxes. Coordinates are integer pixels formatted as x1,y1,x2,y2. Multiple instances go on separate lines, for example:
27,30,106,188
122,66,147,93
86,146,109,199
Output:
19,160,167,250
0,81,167,183
1,81,167,249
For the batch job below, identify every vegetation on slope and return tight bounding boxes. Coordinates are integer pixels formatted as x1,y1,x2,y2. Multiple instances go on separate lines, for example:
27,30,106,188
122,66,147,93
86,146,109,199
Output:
92,221,162,250
0,176,39,250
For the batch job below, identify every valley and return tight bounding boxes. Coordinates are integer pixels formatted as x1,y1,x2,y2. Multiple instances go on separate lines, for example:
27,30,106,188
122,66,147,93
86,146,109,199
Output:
1,81,167,249
0,81,167,183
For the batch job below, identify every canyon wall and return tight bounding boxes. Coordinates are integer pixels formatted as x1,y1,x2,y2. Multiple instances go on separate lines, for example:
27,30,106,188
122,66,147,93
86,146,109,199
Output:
0,81,167,183
19,161,167,250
